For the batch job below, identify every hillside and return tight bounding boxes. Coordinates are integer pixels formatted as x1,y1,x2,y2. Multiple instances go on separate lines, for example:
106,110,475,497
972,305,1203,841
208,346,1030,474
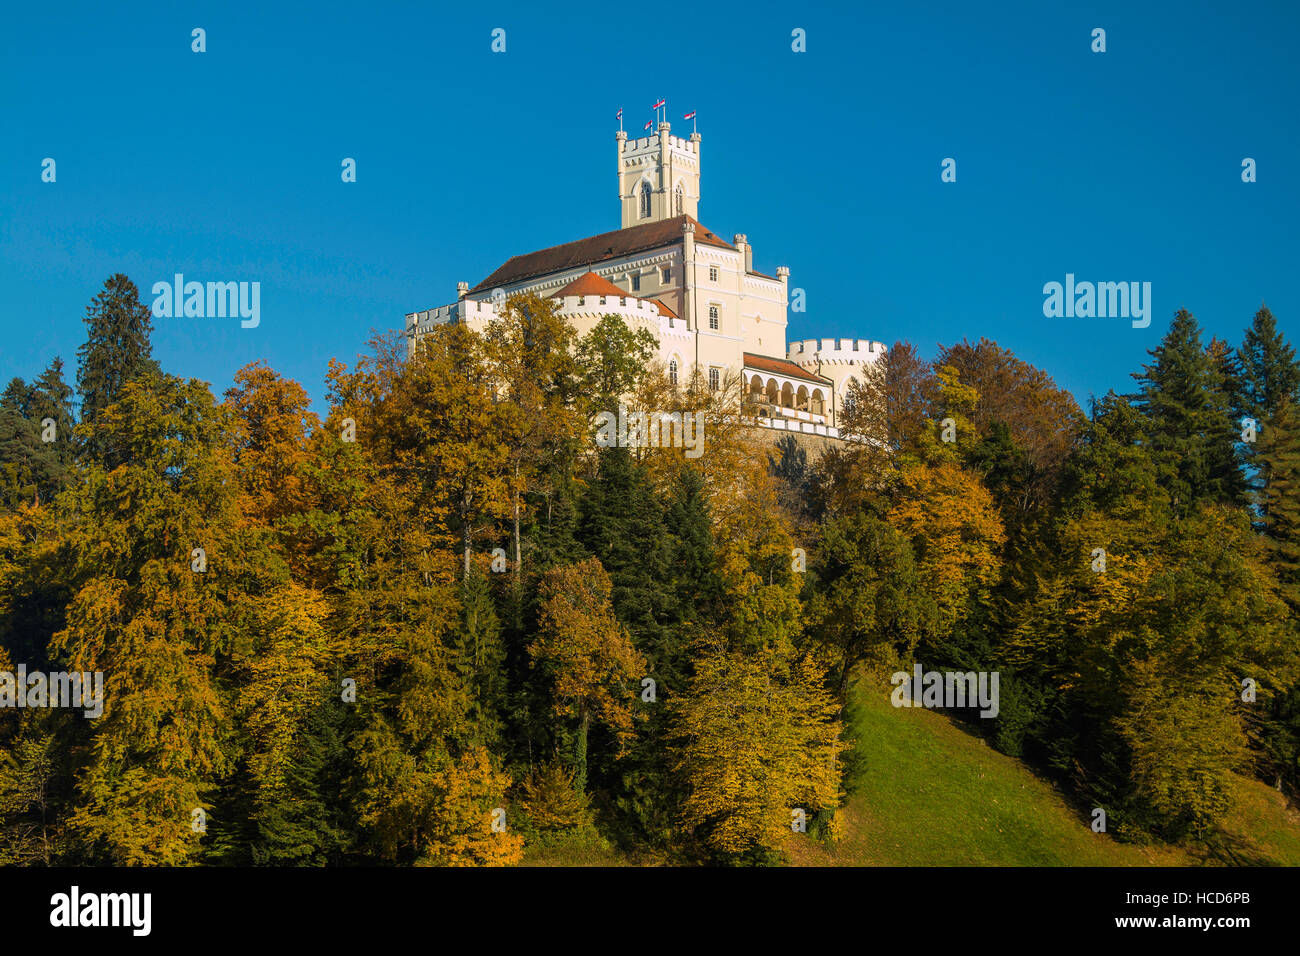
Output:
785,688,1300,867
523,685,1300,867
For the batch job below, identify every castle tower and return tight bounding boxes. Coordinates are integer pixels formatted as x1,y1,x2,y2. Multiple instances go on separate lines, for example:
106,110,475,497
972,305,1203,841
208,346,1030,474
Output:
617,122,701,228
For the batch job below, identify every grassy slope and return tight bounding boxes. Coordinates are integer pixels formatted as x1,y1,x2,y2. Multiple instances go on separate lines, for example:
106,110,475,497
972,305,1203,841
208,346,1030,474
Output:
786,690,1300,867
521,689,1300,866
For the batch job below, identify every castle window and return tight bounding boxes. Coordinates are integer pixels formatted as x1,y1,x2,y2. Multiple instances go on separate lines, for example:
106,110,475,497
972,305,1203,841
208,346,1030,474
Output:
708,305,719,330
669,359,678,385
674,183,683,215
662,267,671,283
709,368,720,391
631,274,641,292
709,266,718,282
640,181,652,218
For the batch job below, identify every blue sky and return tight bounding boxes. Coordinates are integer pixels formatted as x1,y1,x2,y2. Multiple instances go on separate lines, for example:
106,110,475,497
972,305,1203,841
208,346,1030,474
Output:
2,0,1297,416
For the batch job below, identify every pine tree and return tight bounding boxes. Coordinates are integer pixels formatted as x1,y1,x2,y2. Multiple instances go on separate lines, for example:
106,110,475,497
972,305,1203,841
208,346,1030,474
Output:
578,447,679,652
1236,305,1300,426
1255,398,1300,611
0,360,76,509
1133,309,1244,512
453,567,508,750
74,274,160,466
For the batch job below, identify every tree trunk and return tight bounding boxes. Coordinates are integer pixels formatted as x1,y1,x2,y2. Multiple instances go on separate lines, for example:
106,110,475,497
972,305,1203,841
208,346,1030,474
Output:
575,707,590,793
513,462,522,581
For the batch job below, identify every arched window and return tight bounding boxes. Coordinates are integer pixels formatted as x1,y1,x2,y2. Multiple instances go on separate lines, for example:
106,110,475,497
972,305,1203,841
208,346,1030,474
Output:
669,359,678,385
674,183,683,215
640,181,652,218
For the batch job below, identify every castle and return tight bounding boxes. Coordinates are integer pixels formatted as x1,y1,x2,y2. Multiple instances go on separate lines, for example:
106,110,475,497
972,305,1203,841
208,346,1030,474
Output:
405,119,882,440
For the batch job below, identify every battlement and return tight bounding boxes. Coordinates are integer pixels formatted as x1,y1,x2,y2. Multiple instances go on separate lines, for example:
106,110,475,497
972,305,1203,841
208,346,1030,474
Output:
788,338,887,363
619,123,701,159
405,297,498,336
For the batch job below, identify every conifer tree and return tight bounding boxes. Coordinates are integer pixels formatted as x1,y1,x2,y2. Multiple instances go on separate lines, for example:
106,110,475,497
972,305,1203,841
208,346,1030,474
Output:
1133,309,1244,512
74,274,160,465
1235,305,1300,426
1255,398,1300,611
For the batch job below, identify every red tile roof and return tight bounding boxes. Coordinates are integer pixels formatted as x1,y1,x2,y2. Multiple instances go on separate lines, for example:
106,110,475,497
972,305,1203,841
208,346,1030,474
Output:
650,298,677,318
470,215,734,294
554,272,629,299
743,353,832,385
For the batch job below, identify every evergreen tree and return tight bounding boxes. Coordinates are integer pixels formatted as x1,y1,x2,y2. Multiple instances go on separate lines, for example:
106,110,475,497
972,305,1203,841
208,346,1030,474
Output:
1235,305,1300,426
74,274,160,466
0,360,76,508
1255,398,1300,611
453,567,508,750
578,447,679,653
1133,309,1244,512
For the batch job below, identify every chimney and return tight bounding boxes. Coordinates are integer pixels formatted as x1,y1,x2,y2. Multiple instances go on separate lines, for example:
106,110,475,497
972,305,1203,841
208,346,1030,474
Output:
734,234,752,273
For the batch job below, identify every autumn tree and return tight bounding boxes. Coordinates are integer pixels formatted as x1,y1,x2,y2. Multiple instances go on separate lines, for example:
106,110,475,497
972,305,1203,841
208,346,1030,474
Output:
675,642,845,861
529,559,645,792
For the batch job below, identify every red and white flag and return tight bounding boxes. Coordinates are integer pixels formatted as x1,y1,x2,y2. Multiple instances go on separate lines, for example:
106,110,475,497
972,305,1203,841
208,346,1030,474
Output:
683,110,696,120
652,98,666,109
644,120,652,130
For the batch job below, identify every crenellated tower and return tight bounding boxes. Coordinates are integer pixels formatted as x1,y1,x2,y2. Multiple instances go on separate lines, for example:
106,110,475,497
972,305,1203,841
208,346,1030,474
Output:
617,122,701,228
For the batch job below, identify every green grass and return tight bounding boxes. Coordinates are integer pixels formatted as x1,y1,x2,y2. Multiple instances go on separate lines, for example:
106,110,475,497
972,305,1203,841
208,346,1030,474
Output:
786,687,1300,867
518,684,1300,866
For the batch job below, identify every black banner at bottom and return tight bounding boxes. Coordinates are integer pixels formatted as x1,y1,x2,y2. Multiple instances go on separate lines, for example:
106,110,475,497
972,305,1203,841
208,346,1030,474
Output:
0,865,1286,942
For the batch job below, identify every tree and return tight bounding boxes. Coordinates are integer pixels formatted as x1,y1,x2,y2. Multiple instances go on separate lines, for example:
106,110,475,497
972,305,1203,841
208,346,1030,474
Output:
887,459,1006,652
1235,305,1300,427
529,559,645,792
0,359,76,509
1254,398,1300,611
1133,309,1244,513
75,275,160,466
575,314,658,412
806,512,936,698
483,293,585,584
52,374,243,864
417,748,523,867
674,643,845,861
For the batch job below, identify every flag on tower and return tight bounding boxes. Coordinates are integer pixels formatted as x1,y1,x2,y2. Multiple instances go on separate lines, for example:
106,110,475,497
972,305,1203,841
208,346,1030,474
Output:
683,110,696,120
616,107,623,120
644,120,652,130
652,98,666,109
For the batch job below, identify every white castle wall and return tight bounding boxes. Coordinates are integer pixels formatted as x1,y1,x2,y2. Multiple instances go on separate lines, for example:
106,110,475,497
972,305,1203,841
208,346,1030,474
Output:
787,338,888,418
